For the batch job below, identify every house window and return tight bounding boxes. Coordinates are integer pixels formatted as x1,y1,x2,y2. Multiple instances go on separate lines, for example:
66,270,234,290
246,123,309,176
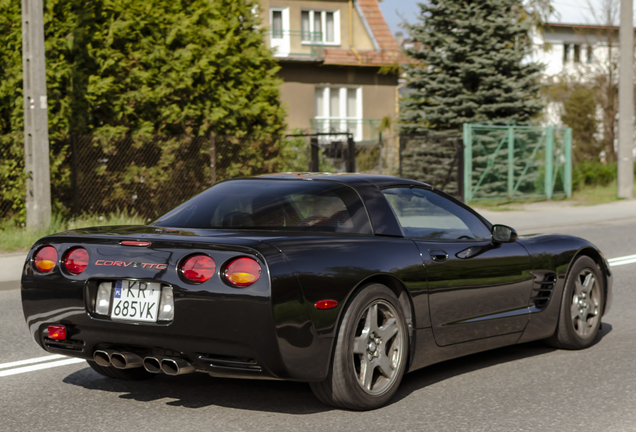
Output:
573,44,581,63
587,45,593,64
315,86,363,140
563,44,570,63
301,10,339,44
272,10,283,39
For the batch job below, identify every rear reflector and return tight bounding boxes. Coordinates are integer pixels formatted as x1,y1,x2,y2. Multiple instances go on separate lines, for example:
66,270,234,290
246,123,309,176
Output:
315,300,338,310
63,247,89,274
47,325,67,340
121,240,151,247
223,257,262,287
34,246,58,273
179,255,216,283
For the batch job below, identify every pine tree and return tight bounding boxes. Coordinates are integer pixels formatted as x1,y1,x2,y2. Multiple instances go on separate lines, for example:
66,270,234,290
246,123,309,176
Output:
400,0,544,133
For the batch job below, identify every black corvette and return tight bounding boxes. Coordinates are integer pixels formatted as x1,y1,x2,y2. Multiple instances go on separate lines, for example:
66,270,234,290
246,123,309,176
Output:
21,174,613,410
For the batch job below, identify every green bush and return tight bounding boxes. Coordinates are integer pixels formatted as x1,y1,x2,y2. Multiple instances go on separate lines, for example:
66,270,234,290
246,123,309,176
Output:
572,161,617,190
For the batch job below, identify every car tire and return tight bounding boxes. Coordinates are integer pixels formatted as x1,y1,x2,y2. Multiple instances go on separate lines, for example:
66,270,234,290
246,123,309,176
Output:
546,256,604,350
309,284,409,410
86,360,156,381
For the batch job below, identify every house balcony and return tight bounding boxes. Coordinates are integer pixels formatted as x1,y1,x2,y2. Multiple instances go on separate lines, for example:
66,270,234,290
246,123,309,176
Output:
266,30,325,61
310,118,382,143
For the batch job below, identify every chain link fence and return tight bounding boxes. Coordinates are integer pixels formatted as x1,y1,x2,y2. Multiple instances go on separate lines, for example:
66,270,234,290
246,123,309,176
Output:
398,131,464,199
1,133,398,222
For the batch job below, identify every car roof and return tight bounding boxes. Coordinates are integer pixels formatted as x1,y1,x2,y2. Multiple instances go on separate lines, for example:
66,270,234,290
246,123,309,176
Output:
257,173,429,189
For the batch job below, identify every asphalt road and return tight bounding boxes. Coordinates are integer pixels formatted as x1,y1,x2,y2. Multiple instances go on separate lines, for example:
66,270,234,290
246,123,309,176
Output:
1,219,636,432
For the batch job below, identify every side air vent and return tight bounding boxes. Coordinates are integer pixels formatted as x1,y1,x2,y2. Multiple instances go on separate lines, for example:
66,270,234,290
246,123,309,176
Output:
197,354,262,372
531,273,557,309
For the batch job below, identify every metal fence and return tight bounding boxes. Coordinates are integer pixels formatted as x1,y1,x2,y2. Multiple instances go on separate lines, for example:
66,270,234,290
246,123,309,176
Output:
463,124,573,202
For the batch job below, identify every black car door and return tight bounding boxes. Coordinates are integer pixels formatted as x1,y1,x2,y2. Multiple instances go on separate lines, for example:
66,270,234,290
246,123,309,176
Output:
382,187,534,346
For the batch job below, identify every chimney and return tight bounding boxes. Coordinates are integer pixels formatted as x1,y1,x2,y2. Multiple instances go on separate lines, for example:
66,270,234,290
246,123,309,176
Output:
395,32,404,48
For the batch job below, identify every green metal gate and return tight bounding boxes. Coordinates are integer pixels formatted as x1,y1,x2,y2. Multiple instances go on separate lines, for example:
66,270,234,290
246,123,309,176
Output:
463,123,572,202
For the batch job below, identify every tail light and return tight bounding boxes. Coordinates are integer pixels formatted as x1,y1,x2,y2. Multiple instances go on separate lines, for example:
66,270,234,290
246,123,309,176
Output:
47,325,67,340
34,246,58,273
179,254,216,283
223,257,261,287
63,247,89,275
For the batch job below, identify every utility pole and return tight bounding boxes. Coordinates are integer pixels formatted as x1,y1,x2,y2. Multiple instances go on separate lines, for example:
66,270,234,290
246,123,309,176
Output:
618,0,634,199
21,0,51,231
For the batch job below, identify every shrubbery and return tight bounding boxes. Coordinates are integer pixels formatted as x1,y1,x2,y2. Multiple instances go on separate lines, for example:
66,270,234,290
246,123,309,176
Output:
571,161,636,190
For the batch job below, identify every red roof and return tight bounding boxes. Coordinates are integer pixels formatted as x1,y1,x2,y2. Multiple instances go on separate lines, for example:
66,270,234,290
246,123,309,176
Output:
356,0,399,51
322,0,402,67
323,48,403,67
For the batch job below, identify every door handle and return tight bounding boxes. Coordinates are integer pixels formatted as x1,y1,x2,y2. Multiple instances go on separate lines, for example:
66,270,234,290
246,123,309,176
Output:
429,249,449,263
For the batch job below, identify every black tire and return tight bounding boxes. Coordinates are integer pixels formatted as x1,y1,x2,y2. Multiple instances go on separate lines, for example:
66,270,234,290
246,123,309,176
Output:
310,284,409,410
546,256,604,350
86,360,156,381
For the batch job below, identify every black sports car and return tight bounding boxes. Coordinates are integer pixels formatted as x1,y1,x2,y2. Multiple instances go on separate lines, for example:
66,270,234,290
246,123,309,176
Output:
21,174,613,410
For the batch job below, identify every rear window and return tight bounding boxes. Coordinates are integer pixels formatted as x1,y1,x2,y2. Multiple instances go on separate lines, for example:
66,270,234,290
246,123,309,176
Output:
153,179,372,234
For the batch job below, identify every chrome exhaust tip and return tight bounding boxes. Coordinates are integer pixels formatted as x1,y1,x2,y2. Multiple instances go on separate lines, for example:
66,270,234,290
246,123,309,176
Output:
94,350,113,367
143,357,163,374
161,358,195,376
110,352,143,369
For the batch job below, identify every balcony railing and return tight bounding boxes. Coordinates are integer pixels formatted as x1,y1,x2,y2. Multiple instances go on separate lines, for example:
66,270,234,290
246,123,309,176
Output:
266,30,324,60
310,118,383,143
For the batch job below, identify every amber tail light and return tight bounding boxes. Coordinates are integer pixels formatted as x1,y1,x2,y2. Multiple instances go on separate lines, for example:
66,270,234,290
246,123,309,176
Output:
223,257,262,287
34,246,58,273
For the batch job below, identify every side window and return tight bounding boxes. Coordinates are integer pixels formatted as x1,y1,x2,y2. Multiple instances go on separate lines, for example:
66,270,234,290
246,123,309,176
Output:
382,187,491,240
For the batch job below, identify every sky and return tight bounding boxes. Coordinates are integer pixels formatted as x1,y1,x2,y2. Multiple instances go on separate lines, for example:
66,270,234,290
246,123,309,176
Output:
378,0,620,37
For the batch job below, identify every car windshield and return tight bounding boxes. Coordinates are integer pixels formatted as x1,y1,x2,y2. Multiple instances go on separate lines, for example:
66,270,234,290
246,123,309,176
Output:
153,179,373,234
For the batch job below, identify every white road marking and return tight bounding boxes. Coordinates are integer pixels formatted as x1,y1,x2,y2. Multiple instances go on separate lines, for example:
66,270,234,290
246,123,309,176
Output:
608,254,636,267
0,357,85,378
0,354,66,370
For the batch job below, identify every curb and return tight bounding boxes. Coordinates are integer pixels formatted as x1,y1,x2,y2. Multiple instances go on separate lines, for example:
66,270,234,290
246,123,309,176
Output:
0,280,19,291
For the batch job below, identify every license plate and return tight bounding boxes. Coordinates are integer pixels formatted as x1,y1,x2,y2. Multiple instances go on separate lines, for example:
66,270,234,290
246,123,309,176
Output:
111,280,161,323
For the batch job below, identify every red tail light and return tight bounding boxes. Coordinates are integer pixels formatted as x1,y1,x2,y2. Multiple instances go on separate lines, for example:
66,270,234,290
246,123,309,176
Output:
179,254,216,283
47,325,66,340
223,257,262,287
64,247,89,275
34,246,58,273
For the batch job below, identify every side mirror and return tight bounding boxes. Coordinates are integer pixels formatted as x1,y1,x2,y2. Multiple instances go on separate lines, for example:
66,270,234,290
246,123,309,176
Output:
492,224,518,243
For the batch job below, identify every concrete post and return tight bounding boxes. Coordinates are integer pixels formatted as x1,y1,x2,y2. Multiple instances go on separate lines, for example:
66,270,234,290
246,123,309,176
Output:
618,0,634,199
22,0,51,230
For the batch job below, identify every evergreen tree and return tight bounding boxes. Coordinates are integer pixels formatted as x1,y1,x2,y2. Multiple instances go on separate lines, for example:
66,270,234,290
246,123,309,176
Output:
0,0,287,220
400,0,544,133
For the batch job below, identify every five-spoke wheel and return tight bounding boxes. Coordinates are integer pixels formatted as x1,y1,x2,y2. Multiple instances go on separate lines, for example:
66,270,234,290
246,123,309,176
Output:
547,256,604,349
352,300,404,395
310,284,409,410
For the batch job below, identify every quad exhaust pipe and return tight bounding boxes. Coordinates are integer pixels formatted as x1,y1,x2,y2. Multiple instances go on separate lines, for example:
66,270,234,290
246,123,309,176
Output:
95,350,195,375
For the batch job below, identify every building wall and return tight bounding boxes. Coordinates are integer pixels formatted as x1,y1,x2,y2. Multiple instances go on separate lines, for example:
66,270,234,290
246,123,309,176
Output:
259,0,376,51
533,25,620,78
278,64,398,133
